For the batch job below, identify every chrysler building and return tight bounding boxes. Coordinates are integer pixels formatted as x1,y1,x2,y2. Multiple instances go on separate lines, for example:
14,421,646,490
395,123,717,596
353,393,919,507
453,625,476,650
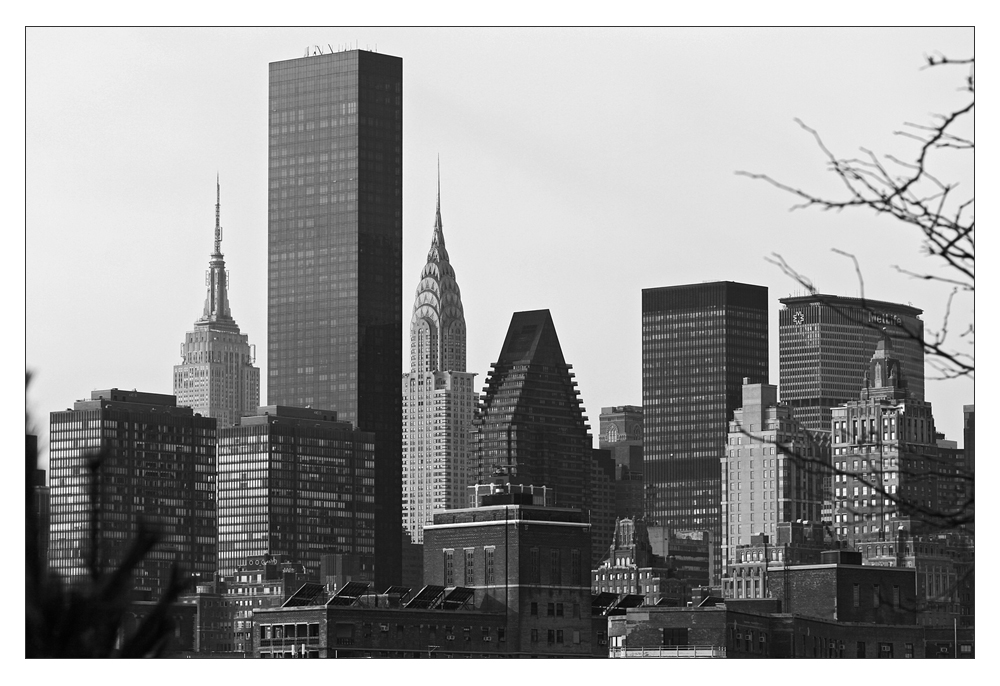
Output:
402,174,476,543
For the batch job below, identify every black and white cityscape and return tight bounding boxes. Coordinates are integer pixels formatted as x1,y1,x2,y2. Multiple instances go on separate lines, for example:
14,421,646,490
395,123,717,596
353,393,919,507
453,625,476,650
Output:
26,28,974,659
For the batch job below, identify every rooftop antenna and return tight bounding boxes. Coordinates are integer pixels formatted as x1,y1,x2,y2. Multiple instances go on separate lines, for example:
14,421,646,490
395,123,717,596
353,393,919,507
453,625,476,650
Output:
214,174,223,256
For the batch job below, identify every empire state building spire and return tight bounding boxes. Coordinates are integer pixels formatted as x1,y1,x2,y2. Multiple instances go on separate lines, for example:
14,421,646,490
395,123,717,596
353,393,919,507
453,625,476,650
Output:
175,178,260,428
200,176,235,327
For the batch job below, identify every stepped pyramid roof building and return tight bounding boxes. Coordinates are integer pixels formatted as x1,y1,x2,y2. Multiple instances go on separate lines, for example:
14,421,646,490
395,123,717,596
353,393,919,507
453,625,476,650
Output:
402,176,477,543
473,310,592,516
173,180,259,427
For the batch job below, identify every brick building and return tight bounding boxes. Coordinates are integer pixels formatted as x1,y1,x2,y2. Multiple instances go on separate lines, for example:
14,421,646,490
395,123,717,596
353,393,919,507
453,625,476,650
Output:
254,587,508,658
605,550,972,658
422,484,594,656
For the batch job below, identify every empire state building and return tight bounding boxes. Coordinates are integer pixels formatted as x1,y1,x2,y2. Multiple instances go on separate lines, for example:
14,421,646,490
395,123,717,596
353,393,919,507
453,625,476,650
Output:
173,180,260,427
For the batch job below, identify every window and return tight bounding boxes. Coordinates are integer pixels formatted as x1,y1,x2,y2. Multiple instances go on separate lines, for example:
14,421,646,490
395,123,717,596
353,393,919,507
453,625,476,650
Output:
443,550,454,586
663,627,688,646
547,630,555,644
547,602,555,617
893,585,900,610
530,602,538,617
464,548,475,586
873,584,880,608
485,547,496,586
571,549,581,585
550,549,561,585
853,583,860,607
529,548,540,583
857,641,866,658
556,630,564,644
878,642,893,658
530,628,538,643
556,603,564,617
905,643,914,658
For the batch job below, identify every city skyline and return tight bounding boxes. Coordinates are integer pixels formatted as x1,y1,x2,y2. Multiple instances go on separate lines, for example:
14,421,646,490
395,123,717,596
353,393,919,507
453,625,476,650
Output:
26,28,974,466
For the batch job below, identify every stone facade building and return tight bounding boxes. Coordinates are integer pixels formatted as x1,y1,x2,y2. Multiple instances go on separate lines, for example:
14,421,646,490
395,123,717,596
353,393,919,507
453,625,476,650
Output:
173,180,259,428
402,180,476,543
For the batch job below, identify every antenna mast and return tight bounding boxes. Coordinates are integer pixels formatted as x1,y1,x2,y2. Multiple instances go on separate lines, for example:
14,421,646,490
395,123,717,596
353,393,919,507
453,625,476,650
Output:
214,174,223,255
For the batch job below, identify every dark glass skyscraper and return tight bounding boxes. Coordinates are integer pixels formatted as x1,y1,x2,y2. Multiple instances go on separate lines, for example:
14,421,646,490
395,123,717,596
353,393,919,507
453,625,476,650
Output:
217,406,376,580
473,310,591,514
641,281,769,585
267,49,402,586
779,294,924,433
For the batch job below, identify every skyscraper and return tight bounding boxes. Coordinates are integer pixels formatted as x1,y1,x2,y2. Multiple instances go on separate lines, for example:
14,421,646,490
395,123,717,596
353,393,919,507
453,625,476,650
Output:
473,310,592,515
721,380,827,587
174,180,260,427
47,389,216,598
830,335,940,546
216,405,376,580
598,406,644,520
641,281,769,585
402,179,476,543
267,49,403,585
779,294,924,433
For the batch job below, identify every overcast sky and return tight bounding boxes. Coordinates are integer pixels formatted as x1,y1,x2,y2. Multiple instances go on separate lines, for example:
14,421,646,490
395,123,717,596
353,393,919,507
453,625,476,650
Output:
26,27,975,465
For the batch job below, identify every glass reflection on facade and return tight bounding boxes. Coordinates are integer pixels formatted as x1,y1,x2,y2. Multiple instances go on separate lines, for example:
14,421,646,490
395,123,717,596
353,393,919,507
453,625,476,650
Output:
267,49,402,586
217,406,376,580
473,310,592,514
47,390,217,598
641,282,769,585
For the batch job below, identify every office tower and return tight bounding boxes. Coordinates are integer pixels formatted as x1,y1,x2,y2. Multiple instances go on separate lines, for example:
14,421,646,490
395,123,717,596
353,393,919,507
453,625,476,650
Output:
216,405,376,580
641,281,769,586
423,482,594,657
174,180,260,427
590,448,617,565
47,389,216,598
831,337,972,624
28,434,50,563
267,49,403,585
402,182,476,543
830,335,940,545
598,406,644,519
473,310,591,513
721,380,827,590
779,294,924,433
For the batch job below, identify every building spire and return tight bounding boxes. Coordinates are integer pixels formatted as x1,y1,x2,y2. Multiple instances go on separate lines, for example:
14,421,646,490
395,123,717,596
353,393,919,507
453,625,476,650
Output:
429,158,447,260
214,173,223,257
200,176,234,326
409,164,466,373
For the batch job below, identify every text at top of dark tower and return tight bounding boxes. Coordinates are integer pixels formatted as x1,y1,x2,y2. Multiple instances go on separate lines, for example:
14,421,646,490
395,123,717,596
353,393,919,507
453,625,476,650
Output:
779,293,924,433
267,49,402,587
473,310,592,513
641,281,769,586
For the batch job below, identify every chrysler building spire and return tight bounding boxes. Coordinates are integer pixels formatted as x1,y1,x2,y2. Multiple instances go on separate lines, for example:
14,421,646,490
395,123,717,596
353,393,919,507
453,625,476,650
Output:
402,169,476,543
410,168,465,373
